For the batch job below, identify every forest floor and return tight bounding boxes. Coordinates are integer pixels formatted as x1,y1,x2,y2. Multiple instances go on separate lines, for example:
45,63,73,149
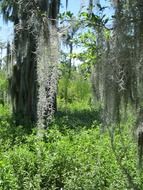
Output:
0,103,142,190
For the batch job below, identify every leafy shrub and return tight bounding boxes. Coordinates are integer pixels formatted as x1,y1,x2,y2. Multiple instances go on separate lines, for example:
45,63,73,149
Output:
0,104,142,189
0,123,142,190
58,71,92,110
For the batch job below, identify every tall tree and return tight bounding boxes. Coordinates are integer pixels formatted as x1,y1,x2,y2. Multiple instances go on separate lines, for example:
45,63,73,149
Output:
0,0,60,127
60,12,79,106
86,0,143,124
90,0,143,163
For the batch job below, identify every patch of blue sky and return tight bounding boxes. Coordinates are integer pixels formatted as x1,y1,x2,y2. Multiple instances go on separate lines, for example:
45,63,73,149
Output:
61,0,114,29
0,0,114,42
60,0,114,66
0,16,13,42
0,0,114,60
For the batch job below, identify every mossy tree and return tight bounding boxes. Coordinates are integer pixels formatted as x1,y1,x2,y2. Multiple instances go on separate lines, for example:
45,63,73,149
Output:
0,0,61,127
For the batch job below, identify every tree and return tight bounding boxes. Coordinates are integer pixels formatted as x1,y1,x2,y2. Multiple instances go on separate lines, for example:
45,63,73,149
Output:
89,0,143,164
0,0,60,127
59,11,79,106
82,0,143,125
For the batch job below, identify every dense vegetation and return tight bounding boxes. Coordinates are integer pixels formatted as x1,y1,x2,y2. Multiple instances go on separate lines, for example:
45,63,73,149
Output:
1,0,143,189
0,92,142,190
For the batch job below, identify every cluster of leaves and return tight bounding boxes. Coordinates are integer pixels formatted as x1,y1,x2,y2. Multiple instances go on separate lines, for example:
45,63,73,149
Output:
0,71,8,94
0,2,143,190
58,68,92,110
0,105,142,190
0,59,140,189
59,3,111,81
0,81,139,184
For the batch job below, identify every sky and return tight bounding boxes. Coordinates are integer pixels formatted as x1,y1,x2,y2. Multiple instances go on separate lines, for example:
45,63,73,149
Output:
60,0,113,66
0,0,113,58
0,0,84,43
0,0,113,41
0,14,13,42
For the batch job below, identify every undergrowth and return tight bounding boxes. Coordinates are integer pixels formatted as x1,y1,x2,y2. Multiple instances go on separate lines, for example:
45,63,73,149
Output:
0,103,143,190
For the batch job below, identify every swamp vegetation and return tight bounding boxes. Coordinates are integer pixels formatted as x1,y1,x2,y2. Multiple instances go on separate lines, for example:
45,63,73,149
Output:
0,0,143,189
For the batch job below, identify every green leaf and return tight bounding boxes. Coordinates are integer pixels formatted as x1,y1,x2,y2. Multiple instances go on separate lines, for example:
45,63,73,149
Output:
80,12,89,18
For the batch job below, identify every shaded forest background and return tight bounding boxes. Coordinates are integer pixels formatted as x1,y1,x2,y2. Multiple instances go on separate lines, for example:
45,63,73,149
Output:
0,0,143,189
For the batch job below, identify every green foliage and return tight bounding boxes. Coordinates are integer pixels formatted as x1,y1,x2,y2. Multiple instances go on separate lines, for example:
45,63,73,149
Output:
58,69,92,110
0,124,141,189
1,1,143,190
0,104,142,190
59,11,74,20
0,71,8,94
0,104,10,118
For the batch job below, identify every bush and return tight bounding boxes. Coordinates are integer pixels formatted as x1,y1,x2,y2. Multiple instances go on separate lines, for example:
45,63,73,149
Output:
0,123,142,190
58,72,92,110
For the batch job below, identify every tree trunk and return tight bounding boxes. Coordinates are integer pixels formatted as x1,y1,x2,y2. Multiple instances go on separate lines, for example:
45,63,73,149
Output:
7,0,60,126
